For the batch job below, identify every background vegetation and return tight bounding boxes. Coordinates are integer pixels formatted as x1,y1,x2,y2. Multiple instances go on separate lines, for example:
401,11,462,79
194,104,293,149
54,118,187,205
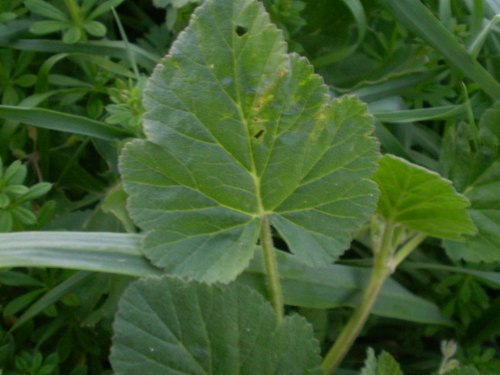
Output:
0,0,499,374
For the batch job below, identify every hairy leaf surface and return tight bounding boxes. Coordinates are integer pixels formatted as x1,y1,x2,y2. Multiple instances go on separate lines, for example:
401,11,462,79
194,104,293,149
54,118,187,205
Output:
120,0,379,281
111,276,322,375
374,154,475,239
443,102,500,262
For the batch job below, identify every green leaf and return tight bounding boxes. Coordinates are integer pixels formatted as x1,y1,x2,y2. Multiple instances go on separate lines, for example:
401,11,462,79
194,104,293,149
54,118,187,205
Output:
30,20,67,35
88,0,125,19
111,276,322,375
12,206,37,225
83,21,106,37
374,154,476,240
63,26,82,44
360,348,377,375
120,0,379,282
0,193,11,208
0,105,131,140
0,211,13,232
25,0,68,21
443,102,500,262
376,351,403,375
358,349,403,375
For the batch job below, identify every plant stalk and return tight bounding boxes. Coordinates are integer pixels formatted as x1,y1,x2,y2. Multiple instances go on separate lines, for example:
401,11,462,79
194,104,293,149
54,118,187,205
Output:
321,222,395,374
260,216,284,323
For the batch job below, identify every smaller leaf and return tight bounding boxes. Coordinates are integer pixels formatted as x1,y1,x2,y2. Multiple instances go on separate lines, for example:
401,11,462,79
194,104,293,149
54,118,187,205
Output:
360,348,377,375
0,193,10,208
88,0,125,19
0,211,13,232
14,74,37,88
374,154,476,240
377,351,403,375
17,182,52,203
83,21,106,37
12,206,37,225
30,20,67,35
25,0,68,21
63,26,82,44
358,349,403,375
4,185,30,195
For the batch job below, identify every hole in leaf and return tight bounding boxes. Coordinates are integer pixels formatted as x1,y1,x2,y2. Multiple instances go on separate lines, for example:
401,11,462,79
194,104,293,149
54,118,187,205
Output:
254,129,265,139
235,25,247,36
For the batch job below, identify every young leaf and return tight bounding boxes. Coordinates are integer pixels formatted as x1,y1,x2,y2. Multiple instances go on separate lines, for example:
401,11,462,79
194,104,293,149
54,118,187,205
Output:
111,276,323,375
374,154,476,240
359,349,403,375
120,0,379,282
443,102,500,262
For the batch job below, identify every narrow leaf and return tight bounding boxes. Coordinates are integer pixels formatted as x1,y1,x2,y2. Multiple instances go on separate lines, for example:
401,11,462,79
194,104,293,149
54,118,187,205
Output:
120,0,379,282
0,105,130,140
0,232,448,324
374,154,476,240
111,276,323,375
0,232,159,277
4,39,159,70
240,250,450,325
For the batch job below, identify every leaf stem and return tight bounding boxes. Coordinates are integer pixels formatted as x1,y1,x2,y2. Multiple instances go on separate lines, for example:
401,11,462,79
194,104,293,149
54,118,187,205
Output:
321,222,395,374
260,216,284,323
393,232,427,267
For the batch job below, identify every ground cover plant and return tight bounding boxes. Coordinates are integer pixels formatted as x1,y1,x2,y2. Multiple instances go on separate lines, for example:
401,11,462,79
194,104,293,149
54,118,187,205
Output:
0,0,499,374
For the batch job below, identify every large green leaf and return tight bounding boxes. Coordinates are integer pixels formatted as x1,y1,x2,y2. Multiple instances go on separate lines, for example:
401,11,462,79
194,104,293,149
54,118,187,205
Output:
374,154,475,240
443,102,500,262
0,232,449,324
111,276,322,375
120,0,379,282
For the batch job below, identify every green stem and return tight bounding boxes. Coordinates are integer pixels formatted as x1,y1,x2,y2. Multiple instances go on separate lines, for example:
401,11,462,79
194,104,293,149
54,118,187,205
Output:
260,216,284,323
393,232,427,267
322,222,395,374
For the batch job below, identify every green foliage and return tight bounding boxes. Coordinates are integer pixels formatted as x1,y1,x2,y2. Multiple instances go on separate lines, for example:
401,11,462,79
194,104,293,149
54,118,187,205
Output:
0,0,498,373
26,0,124,44
0,157,51,232
111,275,323,374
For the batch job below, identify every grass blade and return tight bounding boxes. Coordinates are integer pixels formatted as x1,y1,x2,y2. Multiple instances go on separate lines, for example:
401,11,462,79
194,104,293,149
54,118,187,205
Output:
3,39,160,70
0,232,159,277
379,0,500,99
0,232,448,324
373,104,466,123
0,105,131,140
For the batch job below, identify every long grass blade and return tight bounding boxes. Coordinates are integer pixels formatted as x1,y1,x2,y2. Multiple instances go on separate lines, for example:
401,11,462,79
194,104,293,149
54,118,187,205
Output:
0,105,131,140
3,39,159,70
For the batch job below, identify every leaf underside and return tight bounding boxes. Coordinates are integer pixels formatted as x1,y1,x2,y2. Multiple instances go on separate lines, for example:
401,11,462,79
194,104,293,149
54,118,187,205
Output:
111,276,323,375
443,102,500,262
374,154,475,240
120,0,379,282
